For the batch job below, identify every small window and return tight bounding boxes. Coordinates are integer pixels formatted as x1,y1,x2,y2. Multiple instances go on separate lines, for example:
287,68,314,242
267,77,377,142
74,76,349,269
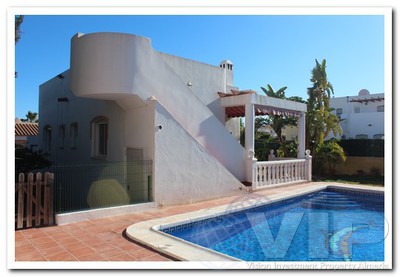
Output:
58,125,65,149
336,108,343,117
43,125,52,152
377,105,384,112
91,116,108,159
354,107,360,113
373,134,384,139
70,123,78,149
355,134,368,139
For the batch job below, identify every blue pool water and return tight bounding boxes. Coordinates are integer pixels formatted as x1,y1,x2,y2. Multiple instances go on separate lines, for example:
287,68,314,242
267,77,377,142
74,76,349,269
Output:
161,188,385,261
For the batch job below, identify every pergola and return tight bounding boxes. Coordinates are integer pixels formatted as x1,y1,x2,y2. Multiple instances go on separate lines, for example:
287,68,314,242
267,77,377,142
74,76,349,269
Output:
219,92,309,187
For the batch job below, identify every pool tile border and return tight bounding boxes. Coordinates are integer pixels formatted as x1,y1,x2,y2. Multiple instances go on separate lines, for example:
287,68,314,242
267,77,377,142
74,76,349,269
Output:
125,183,384,262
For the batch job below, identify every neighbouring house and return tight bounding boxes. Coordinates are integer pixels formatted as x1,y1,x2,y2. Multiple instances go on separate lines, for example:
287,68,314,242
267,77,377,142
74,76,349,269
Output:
38,32,309,222
257,124,277,137
327,89,384,140
15,118,39,150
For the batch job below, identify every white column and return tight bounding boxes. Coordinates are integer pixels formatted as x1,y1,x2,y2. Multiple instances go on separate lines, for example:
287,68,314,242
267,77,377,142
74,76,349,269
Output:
297,112,306,158
245,103,255,183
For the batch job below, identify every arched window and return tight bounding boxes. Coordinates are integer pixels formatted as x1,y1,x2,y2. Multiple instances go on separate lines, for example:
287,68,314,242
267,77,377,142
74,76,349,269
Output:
43,125,52,152
91,116,108,159
355,134,368,139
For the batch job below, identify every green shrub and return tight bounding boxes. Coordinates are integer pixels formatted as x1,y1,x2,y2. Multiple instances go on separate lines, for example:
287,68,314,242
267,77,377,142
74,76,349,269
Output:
315,139,346,175
339,139,384,157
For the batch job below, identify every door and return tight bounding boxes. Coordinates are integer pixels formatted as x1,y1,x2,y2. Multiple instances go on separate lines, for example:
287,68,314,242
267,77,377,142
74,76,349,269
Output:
126,148,146,203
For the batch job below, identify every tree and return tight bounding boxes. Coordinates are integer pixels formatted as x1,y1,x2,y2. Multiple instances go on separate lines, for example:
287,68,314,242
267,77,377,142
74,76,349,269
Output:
15,15,24,44
260,84,300,143
15,144,51,179
15,15,24,78
315,139,347,175
254,117,268,138
305,59,342,154
21,111,38,123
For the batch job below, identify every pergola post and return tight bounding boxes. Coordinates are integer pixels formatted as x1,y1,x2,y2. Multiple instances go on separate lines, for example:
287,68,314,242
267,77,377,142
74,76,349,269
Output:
245,102,255,183
297,112,306,158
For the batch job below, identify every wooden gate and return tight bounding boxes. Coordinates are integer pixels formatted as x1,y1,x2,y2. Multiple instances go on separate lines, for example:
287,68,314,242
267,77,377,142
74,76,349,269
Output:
15,172,54,229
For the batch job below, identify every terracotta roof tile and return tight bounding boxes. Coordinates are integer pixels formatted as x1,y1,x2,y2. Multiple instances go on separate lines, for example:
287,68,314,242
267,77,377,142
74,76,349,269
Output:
15,122,39,136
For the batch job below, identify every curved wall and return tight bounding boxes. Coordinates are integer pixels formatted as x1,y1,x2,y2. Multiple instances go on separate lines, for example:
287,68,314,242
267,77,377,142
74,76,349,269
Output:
70,32,246,181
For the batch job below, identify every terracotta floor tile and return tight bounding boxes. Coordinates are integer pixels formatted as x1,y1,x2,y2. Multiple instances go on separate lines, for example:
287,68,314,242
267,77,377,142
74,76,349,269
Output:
84,225,110,233
98,246,124,259
140,254,172,261
90,242,114,252
97,232,120,242
16,251,47,261
15,231,26,239
15,237,32,248
41,226,64,235
106,253,135,261
15,244,38,255
54,236,81,246
47,231,72,240
128,248,158,259
68,229,89,237
22,229,47,239
40,245,67,257
68,246,96,258
45,251,78,261
63,241,89,251
14,182,321,263
75,221,95,228
78,237,105,247
77,252,107,261
60,224,82,231
35,240,60,251
117,242,143,252
30,237,57,247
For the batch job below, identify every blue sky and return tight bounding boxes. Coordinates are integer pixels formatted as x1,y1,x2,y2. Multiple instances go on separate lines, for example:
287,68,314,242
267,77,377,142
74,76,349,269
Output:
15,14,384,119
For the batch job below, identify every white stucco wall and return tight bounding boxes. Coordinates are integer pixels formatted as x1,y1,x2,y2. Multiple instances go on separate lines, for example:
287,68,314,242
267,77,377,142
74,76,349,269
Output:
160,53,240,139
328,93,384,139
70,32,246,181
39,71,126,163
154,102,243,206
123,97,155,162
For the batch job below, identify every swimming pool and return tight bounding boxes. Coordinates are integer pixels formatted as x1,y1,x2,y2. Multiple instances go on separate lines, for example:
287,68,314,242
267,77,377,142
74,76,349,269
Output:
160,187,384,261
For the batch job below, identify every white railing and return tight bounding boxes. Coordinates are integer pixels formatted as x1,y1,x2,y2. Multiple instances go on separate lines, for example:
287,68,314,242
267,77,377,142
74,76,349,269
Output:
252,151,312,190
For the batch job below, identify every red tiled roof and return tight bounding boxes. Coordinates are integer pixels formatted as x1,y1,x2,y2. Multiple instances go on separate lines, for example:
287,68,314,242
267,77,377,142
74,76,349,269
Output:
15,122,39,136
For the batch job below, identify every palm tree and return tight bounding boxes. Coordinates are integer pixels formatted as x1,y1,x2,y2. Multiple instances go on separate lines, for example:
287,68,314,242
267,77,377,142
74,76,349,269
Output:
15,15,24,44
21,111,38,123
306,59,341,149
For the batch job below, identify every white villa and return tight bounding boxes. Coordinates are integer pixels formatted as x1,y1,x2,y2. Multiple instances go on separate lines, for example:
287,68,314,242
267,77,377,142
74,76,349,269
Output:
38,32,310,219
327,89,384,140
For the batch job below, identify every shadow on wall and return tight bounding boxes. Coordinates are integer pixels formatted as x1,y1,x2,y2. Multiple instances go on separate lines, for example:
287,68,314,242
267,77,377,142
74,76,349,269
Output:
198,116,245,181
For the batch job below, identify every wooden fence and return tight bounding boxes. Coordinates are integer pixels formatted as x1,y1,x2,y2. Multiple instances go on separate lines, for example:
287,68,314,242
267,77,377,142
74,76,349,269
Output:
15,172,54,229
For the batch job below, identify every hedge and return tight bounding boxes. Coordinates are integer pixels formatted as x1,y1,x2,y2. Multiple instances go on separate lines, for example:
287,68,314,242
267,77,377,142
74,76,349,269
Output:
338,139,384,157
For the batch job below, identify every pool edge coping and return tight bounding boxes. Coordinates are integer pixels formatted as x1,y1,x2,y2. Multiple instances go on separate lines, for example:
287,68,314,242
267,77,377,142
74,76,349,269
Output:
125,183,384,262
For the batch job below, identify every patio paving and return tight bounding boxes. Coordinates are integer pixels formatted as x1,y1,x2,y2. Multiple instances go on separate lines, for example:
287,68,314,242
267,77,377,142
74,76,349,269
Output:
14,182,373,262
